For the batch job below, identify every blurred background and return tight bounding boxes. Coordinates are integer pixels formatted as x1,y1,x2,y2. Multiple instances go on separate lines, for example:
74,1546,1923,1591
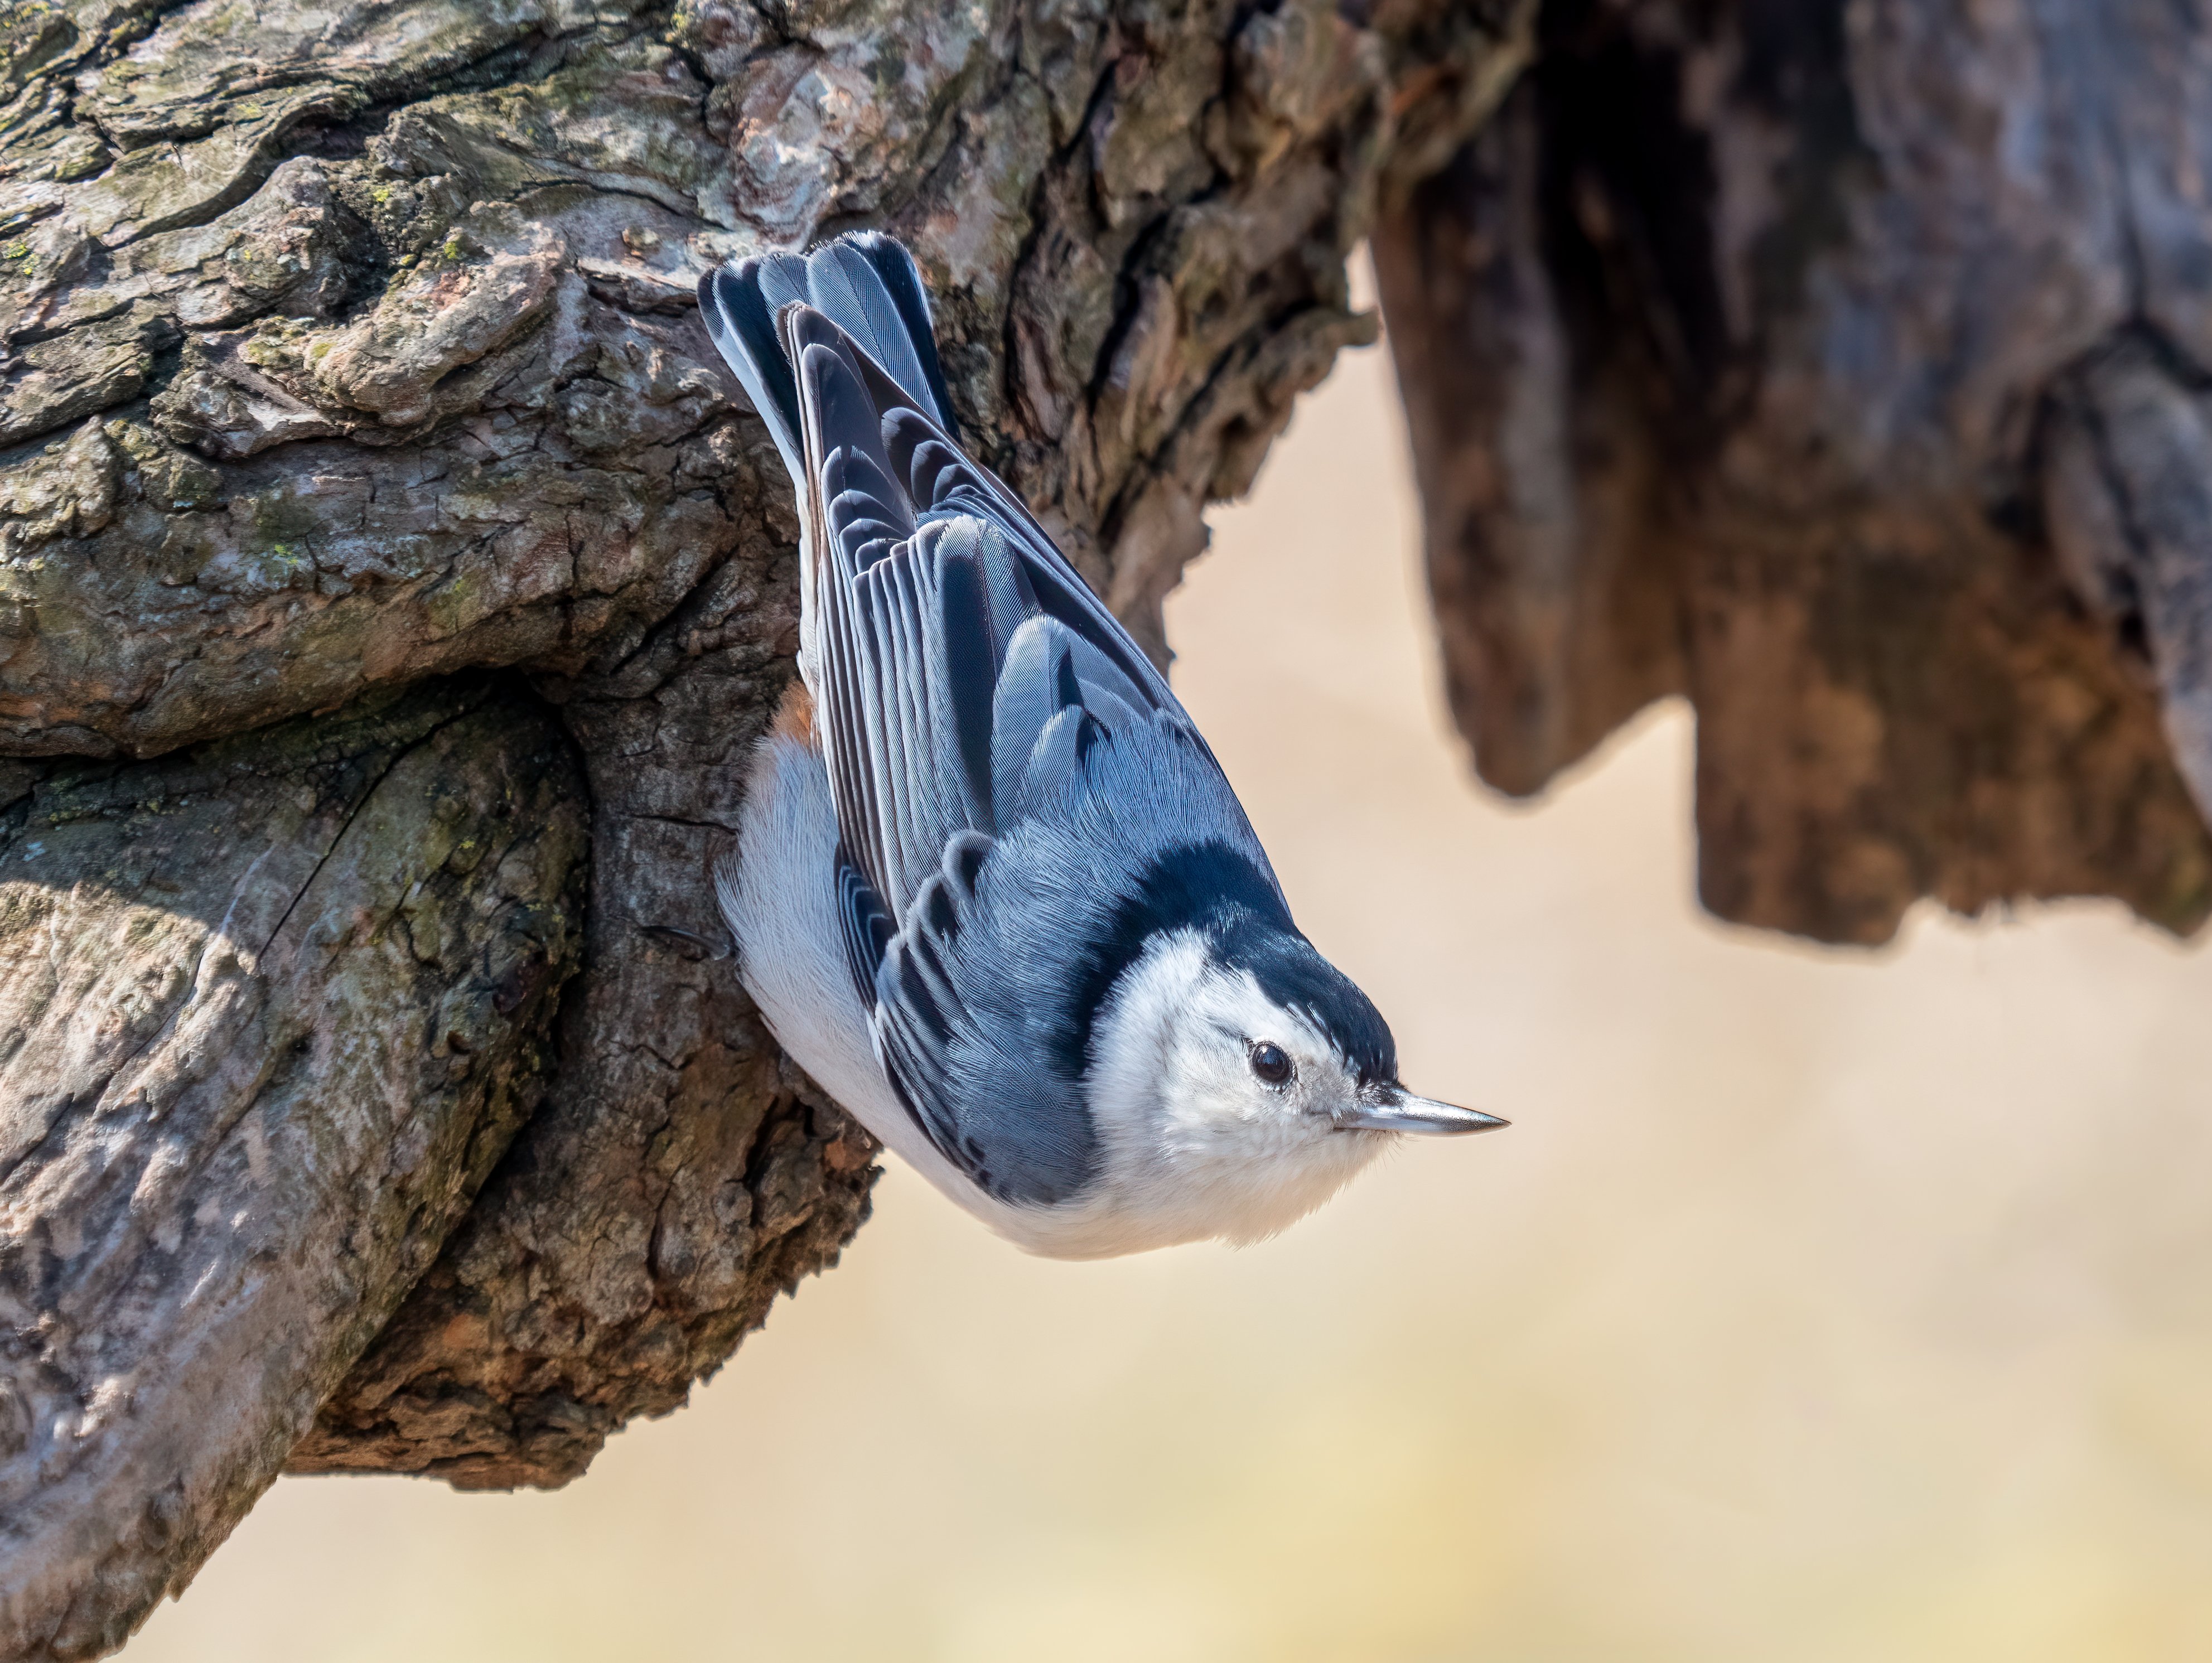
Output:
131,299,2212,1663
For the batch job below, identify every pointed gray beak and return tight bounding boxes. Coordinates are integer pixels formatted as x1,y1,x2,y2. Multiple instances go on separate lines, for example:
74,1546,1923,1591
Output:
1334,1083,1508,1136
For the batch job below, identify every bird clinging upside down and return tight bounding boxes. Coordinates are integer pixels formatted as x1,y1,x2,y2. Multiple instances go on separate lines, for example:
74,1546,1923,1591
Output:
699,232,1503,1260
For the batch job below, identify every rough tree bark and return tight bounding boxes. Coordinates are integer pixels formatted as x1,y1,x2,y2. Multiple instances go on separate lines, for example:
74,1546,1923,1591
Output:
0,682,586,1653
1375,0,2212,944
0,0,1528,1654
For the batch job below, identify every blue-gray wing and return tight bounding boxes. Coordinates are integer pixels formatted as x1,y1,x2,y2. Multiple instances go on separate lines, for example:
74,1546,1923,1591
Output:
866,827,1096,1205
784,309,1166,1206
784,302,1191,915
701,233,1274,1208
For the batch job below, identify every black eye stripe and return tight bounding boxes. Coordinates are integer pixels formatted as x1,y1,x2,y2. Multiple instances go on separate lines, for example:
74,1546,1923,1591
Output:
1248,1041,1293,1086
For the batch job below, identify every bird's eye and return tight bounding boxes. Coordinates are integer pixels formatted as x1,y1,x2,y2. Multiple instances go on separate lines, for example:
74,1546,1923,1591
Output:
1248,1041,1293,1086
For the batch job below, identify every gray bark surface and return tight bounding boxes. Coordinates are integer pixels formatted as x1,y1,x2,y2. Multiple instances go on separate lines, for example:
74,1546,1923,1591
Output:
0,680,586,1659
1375,0,2212,945
0,0,1528,1651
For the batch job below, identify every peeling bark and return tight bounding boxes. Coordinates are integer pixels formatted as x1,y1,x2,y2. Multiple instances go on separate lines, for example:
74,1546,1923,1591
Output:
1375,0,2212,945
0,0,1527,1649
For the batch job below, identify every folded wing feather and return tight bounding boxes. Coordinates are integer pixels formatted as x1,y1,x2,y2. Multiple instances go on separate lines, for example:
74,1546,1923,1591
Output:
703,234,1256,1208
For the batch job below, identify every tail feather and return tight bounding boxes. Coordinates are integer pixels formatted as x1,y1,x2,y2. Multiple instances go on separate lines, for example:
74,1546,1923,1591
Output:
698,232,958,487
698,264,801,478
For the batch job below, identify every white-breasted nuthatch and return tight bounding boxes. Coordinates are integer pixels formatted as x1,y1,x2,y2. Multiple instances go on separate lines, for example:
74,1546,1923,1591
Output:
701,233,1504,1260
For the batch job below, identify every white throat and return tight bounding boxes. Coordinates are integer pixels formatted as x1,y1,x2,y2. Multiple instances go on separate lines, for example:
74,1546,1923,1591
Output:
1078,930,1391,1251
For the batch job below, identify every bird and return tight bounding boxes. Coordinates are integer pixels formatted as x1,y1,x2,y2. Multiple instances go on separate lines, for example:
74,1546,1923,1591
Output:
699,231,1504,1260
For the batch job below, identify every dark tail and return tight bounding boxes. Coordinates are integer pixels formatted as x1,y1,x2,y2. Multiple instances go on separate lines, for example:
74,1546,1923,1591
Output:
697,233,959,485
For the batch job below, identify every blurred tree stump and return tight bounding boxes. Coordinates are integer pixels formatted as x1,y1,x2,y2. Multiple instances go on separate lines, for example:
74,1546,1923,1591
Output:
0,0,1528,1654
1376,0,2212,944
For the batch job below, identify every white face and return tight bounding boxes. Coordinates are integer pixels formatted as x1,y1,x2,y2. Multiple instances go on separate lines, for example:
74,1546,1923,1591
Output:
1083,932,1393,1248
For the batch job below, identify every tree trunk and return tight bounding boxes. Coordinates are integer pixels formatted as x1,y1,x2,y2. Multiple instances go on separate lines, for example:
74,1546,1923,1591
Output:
1374,0,2212,945
0,0,1529,1654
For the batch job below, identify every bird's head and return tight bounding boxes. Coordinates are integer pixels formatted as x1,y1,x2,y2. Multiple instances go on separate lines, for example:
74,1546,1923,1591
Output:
1080,913,1503,1250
